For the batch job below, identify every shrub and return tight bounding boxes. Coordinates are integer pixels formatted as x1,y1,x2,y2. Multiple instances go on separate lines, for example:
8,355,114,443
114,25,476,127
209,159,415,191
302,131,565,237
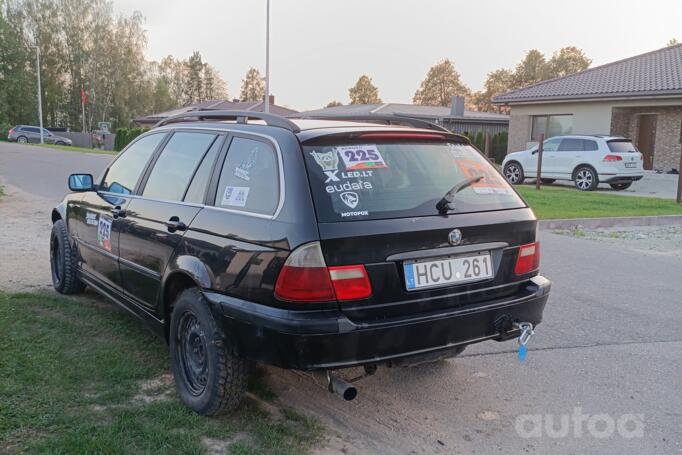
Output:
0,124,10,141
113,127,148,151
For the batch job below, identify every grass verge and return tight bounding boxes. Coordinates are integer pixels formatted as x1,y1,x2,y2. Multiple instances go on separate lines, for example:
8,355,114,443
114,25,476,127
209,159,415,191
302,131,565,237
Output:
0,292,322,454
516,185,682,219
36,143,117,155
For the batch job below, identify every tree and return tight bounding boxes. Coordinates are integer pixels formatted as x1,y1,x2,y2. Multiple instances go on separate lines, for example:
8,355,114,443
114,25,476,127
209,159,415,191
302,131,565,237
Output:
471,69,514,113
325,100,343,108
240,67,264,102
413,59,470,106
348,75,381,104
202,63,227,100
546,46,591,79
667,38,679,47
512,49,548,88
184,51,204,104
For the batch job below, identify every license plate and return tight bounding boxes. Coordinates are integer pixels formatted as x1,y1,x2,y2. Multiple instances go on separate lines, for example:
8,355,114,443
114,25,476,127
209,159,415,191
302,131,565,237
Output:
625,162,637,168
404,252,493,290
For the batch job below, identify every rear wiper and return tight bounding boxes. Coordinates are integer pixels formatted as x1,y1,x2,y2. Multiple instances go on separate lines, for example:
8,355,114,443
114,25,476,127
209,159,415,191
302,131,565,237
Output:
436,174,485,214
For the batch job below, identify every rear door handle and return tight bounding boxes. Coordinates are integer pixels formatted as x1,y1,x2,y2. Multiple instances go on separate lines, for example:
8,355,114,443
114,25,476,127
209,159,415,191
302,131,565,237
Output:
166,216,187,233
111,206,126,218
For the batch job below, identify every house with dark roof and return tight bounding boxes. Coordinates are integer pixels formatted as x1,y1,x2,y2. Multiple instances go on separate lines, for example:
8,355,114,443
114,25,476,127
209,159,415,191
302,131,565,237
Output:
134,96,298,127
301,97,510,136
493,44,682,171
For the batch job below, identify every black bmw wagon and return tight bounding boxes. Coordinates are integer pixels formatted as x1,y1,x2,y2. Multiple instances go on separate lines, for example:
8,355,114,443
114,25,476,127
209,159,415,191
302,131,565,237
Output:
50,111,550,415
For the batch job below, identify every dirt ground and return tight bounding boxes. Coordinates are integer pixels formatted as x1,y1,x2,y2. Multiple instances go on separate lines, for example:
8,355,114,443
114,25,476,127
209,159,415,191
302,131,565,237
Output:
0,184,53,293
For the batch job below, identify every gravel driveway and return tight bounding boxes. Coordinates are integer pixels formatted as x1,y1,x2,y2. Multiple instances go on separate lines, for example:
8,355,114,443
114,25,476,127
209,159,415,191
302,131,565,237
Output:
2,143,681,455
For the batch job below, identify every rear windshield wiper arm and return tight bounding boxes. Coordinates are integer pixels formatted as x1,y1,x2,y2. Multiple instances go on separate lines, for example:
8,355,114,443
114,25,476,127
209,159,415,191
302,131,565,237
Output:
436,174,485,214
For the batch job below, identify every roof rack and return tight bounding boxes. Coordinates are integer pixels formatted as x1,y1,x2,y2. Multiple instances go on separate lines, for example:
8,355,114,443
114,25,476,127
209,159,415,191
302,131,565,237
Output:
297,114,451,133
154,110,301,133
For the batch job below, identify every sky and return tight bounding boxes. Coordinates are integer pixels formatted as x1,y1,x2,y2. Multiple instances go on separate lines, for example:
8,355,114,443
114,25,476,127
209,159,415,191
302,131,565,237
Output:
113,0,682,111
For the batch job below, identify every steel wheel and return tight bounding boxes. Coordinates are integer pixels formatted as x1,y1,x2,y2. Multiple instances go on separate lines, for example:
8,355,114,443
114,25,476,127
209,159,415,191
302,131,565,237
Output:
176,312,209,396
574,168,597,191
504,163,522,184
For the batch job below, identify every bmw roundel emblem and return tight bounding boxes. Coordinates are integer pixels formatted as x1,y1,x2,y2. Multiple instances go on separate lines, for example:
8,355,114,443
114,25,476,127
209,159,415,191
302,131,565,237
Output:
448,229,462,246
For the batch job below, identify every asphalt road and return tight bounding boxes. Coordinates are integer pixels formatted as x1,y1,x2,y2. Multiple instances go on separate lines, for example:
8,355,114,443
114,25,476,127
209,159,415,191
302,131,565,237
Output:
1,141,680,454
0,142,113,201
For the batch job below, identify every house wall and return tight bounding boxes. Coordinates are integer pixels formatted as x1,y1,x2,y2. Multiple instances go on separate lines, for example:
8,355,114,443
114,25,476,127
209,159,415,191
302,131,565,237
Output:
611,106,682,171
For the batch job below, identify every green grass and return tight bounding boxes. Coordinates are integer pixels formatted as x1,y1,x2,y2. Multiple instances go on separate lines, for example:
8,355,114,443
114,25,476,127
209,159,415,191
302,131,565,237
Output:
36,143,117,155
516,185,682,219
0,185,4,200
0,292,323,454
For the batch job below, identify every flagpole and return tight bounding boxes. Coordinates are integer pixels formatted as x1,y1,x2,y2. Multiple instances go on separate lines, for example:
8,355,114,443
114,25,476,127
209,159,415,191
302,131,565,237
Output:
264,0,270,113
36,44,44,144
81,87,86,133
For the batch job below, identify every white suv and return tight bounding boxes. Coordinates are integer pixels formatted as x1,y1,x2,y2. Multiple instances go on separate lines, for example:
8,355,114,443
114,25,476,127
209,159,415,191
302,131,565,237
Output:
502,135,644,191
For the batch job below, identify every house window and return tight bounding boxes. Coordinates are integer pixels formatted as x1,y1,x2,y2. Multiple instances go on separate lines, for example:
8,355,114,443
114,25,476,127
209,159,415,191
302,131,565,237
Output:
531,115,573,141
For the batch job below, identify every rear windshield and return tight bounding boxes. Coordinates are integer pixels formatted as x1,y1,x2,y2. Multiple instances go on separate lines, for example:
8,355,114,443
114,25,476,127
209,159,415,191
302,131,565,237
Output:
303,140,525,222
607,140,638,153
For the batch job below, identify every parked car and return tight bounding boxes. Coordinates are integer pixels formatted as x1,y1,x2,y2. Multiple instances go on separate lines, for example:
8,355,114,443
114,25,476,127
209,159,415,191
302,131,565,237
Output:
8,125,73,145
50,111,550,415
502,135,644,191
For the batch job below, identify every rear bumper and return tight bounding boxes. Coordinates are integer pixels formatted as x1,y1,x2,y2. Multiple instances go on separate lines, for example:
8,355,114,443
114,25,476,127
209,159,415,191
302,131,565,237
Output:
205,275,550,370
598,173,643,183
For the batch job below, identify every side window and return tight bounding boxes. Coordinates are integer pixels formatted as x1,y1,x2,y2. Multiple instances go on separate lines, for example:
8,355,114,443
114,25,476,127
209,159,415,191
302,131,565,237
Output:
214,137,279,215
101,134,164,195
583,140,598,151
143,132,217,202
184,136,223,204
26,127,40,133
558,138,584,151
542,138,561,152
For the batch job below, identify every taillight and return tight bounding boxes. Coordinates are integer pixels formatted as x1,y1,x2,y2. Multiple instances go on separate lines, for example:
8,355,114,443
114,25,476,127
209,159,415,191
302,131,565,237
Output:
639,153,643,161
8,128,14,135
328,265,372,300
514,242,540,276
275,242,336,302
603,155,623,162
274,242,373,302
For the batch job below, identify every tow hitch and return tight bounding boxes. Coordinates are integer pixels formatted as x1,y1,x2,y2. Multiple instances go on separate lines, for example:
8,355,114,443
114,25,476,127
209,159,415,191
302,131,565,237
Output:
513,321,535,362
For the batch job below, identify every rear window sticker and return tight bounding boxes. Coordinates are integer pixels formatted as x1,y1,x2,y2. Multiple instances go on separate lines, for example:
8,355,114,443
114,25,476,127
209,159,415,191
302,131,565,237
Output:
234,147,259,181
325,180,372,194
456,158,511,194
337,145,387,170
97,216,112,252
340,191,359,208
341,210,369,217
86,212,98,226
221,186,250,207
311,150,339,171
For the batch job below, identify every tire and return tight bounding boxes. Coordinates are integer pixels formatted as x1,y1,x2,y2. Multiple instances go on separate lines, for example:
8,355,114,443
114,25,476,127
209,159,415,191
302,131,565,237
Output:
56,141,65,146
503,161,524,185
573,166,598,191
17,136,28,144
541,178,555,184
170,288,248,415
610,182,632,191
50,219,86,294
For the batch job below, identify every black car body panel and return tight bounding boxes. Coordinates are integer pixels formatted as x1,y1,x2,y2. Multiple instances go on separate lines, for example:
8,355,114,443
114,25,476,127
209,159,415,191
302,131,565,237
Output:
52,113,551,371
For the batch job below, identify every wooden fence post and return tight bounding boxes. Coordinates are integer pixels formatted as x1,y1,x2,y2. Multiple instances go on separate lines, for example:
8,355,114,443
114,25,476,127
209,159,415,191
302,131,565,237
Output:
677,147,682,204
535,133,544,190
484,132,491,159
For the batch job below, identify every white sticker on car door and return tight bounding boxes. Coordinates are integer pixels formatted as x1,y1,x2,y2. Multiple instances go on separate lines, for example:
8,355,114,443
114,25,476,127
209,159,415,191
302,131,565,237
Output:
221,186,250,207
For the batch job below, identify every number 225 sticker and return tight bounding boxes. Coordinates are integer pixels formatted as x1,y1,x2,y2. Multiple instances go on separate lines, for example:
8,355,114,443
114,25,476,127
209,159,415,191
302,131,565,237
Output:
337,145,387,170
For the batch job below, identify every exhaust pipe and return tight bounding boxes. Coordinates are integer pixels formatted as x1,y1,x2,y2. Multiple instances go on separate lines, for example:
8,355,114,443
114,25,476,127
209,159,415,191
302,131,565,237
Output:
312,371,358,401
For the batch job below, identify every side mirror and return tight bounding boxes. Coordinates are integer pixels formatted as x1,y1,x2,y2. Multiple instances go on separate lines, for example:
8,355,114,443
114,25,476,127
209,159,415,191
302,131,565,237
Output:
68,174,94,192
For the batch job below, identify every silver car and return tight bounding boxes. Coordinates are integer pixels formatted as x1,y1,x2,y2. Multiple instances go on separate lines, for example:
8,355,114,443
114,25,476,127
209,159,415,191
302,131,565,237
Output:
8,125,73,146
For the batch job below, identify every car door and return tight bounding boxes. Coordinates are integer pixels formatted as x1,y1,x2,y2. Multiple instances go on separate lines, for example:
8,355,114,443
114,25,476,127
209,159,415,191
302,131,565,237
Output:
24,126,41,143
554,138,587,179
525,137,561,178
118,131,224,314
68,132,167,292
